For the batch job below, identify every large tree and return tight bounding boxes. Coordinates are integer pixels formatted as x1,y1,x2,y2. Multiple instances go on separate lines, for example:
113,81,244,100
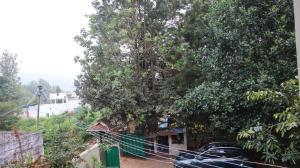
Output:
176,0,298,164
75,0,188,132
75,0,298,164
177,0,296,132
0,50,22,130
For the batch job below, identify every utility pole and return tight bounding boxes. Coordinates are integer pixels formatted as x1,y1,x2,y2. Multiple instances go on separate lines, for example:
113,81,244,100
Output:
294,0,300,95
37,85,43,128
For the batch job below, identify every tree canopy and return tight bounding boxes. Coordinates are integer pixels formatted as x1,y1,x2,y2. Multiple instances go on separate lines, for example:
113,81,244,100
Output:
75,0,190,133
75,0,298,165
0,50,23,130
177,0,296,132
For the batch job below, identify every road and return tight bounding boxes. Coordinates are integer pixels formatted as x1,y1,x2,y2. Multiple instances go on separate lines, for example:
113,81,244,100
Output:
121,156,173,168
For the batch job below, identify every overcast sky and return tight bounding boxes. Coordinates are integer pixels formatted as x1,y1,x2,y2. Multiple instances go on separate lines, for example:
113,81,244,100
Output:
0,0,94,91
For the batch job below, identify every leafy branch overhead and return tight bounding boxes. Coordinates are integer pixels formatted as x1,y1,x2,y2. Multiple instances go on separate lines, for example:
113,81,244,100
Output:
238,79,300,164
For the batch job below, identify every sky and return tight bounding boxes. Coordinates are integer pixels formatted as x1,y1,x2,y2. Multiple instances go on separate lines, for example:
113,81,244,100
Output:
0,0,95,91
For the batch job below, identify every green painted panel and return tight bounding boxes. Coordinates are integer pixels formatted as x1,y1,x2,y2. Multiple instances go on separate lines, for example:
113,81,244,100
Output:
121,133,145,157
106,146,120,168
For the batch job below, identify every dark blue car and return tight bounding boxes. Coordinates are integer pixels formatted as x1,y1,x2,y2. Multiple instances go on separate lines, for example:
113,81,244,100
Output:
176,142,237,161
174,146,255,168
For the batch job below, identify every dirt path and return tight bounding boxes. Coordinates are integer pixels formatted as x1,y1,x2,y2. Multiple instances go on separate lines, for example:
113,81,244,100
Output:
120,156,173,168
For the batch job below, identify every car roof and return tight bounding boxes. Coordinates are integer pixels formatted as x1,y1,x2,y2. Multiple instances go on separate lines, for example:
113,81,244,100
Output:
208,146,242,150
208,142,237,146
209,141,234,144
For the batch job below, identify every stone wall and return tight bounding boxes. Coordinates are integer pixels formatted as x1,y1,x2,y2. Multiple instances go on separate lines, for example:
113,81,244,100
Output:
0,131,44,166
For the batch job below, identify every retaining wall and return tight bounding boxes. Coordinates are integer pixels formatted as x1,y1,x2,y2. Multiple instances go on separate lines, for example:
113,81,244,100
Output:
0,131,44,166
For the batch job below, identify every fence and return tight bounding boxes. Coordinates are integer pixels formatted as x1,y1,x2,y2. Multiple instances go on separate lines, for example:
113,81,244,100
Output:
0,131,44,166
121,133,145,157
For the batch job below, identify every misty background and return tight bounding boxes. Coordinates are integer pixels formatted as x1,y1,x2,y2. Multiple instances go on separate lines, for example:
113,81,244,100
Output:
0,0,95,91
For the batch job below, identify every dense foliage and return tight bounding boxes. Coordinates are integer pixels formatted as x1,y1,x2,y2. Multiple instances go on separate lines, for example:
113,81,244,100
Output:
0,50,92,167
176,0,298,164
177,0,296,132
0,50,63,130
0,50,23,130
238,79,299,164
17,111,99,167
74,0,298,165
74,0,190,133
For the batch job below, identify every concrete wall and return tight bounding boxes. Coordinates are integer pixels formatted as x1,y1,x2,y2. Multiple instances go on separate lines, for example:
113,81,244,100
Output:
76,143,121,168
76,144,101,168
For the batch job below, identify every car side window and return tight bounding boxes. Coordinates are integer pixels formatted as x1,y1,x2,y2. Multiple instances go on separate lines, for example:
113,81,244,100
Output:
203,148,226,158
198,144,209,152
225,149,244,158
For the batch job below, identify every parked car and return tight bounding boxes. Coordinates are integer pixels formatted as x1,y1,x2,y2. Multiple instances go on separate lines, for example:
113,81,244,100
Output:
176,142,237,161
174,146,255,168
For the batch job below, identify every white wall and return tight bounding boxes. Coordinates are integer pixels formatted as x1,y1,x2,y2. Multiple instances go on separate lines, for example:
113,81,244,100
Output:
22,99,80,118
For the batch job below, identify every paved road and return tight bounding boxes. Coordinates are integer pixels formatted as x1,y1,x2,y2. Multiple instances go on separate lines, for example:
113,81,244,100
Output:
121,156,173,168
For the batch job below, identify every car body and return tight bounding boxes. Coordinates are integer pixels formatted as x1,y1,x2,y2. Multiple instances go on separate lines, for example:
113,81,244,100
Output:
176,150,198,161
174,146,254,168
176,142,237,161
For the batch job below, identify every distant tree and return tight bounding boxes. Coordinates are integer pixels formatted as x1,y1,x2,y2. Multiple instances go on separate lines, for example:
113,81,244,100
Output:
54,85,62,95
25,81,39,95
0,50,18,80
38,79,52,97
24,79,63,103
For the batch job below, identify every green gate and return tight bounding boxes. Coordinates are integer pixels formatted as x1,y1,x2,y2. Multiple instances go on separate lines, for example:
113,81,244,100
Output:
121,133,145,157
106,146,120,168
